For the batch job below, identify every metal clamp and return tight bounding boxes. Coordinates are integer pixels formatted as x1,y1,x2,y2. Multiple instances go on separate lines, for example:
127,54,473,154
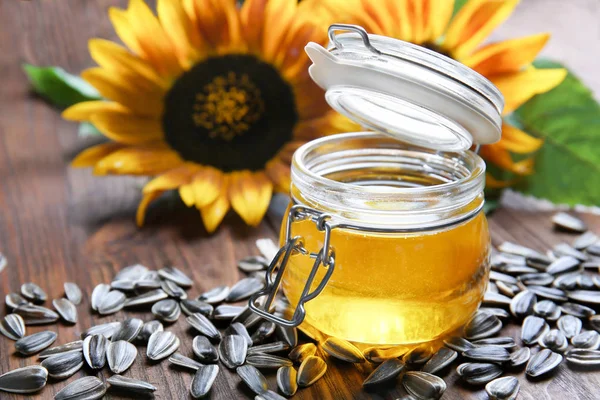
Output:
328,23,382,55
249,205,336,327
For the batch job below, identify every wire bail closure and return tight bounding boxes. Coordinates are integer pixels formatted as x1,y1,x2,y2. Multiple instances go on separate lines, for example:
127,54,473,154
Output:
248,205,336,327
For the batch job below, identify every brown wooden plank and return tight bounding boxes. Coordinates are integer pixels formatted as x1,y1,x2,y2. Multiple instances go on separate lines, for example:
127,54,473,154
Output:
1,1,600,399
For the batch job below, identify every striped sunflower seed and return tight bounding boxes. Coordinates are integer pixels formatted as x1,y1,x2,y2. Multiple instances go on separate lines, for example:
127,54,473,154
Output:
0,314,25,340
81,321,121,339
496,281,520,298
39,340,83,359
40,351,83,380
464,311,502,340
521,316,550,345
421,348,457,375
567,290,600,304
158,266,193,287
90,284,110,311
112,318,144,342
489,271,517,284
107,375,156,396
248,341,290,355
133,279,162,292
571,331,600,350
277,365,298,396
275,324,298,348
219,334,247,369
485,376,519,400
169,353,204,371
114,264,149,281
509,347,531,368
552,212,587,233
255,390,287,400
5,293,28,310
546,256,580,275
363,358,405,388
226,278,264,302
297,356,327,387
198,285,230,304
0,365,48,394
14,304,59,325
187,313,221,342
83,334,107,369
539,329,568,353
526,285,568,302
152,299,181,323
526,348,562,377
110,280,135,292
251,321,277,345
97,290,126,315
498,242,543,258
565,349,600,366
213,305,245,320
576,274,595,290
238,255,269,272
587,245,600,257
124,289,168,308
136,320,164,343
402,345,433,365
553,272,579,290
15,330,57,355
589,315,600,331
560,302,596,318
534,300,561,321
147,331,180,361
289,343,317,363
225,322,253,347
107,340,137,374
160,279,187,300
402,371,446,400
246,353,293,369
510,290,536,319
456,362,503,385
180,299,213,318
554,243,588,261
518,272,554,286
482,292,512,307
321,337,365,363
557,314,583,338
21,282,47,303
63,282,82,305
443,337,474,352
55,376,106,400
193,335,219,363
463,346,511,363
190,364,219,399
52,298,77,324
237,365,268,395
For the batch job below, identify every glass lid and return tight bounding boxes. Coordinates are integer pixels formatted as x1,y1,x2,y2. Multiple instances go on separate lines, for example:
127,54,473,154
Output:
305,24,504,152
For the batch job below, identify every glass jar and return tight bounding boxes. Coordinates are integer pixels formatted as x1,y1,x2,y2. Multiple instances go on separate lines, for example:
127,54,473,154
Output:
250,24,503,346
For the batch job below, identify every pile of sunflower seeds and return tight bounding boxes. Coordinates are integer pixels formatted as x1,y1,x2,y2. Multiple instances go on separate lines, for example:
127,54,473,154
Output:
0,212,599,399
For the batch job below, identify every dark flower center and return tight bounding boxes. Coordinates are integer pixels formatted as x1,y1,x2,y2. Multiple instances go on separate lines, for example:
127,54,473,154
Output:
163,54,298,171
422,42,453,59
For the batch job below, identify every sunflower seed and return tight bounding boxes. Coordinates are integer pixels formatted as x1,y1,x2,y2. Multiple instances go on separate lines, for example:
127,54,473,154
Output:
518,272,554,286
223,322,252,348
248,341,290,356
112,317,144,342
124,288,168,307
402,371,446,399
81,321,121,339
21,282,47,303
90,284,110,311
52,298,77,324
473,337,516,349
107,340,137,374
147,331,180,360
490,271,518,284
557,314,583,339
39,340,83,359
247,353,293,369
493,252,527,266
568,290,600,304
40,351,83,380
193,335,219,363
218,334,247,369
487,282,499,293
321,337,366,363
115,264,149,281
239,255,269,272
169,352,204,370
522,315,550,345
297,355,327,387
358,358,404,388
83,334,107,369
561,302,596,318
552,212,587,232
63,282,82,305
547,256,580,275
5,293,28,309
289,343,317,363
589,315,600,331
14,304,59,325
233,306,264,330
55,376,106,400
136,320,164,343
198,285,230,304
134,279,162,292
496,281,520,297
158,266,193,287
443,336,475,352
576,274,596,289
188,313,221,341
403,345,433,365
0,365,48,394
539,329,568,352
464,311,502,340
274,365,298,396
213,304,245,320
587,245,600,257
0,314,25,340
526,348,562,377
565,349,600,366
510,290,536,319
499,264,538,275
456,362,503,385
553,272,580,290
237,364,268,395
181,299,213,317
275,324,298,348
527,285,568,302
160,279,187,300
485,376,519,400
107,375,156,395
256,390,287,400
422,348,457,374
0,252,6,273
360,345,406,363
482,292,512,307
554,243,588,261
499,242,543,258
151,299,181,323
111,280,136,291
251,321,277,345
15,330,57,355
190,364,219,398
583,259,600,270
226,278,264,302
463,346,511,363
509,346,531,368
534,300,561,321
97,290,126,315
572,331,600,349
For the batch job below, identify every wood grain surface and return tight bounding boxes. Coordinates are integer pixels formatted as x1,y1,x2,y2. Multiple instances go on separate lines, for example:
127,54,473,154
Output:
1,1,599,399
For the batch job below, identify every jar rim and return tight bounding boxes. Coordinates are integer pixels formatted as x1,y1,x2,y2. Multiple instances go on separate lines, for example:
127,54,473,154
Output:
291,132,486,230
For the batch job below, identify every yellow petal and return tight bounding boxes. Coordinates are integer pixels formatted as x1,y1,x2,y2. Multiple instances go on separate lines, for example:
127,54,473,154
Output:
265,158,291,193
462,33,550,76
62,101,128,122
93,145,183,176
229,171,273,226
410,0,427,45
143,164,200,194
190,0,243,54
485,173,517,188
71,142,125,168
427,0,455,40
262,0,297,62
90,110,163,145
240,0,267,52
480,142,536,176
179,183,196,207
192,167,225,208
443,0,520,60
81,68,164,117
492,67,567,114
136,190,165,226
109,7,143,55
497,123,543,154
200,178,231,233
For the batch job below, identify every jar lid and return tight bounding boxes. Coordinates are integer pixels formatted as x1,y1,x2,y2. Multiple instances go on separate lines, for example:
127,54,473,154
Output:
305,24,504,151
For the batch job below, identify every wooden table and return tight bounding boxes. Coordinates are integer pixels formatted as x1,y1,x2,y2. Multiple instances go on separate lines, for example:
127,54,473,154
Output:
1,1,599,399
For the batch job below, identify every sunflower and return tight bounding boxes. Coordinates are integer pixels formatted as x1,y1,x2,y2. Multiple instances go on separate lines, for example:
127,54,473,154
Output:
63,0,343,232
309,0,567,187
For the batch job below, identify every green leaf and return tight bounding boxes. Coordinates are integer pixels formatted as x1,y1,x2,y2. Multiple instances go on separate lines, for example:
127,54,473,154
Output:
513,59,600,206
77,122,104,138
453,0,469,17
23,64,101,108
